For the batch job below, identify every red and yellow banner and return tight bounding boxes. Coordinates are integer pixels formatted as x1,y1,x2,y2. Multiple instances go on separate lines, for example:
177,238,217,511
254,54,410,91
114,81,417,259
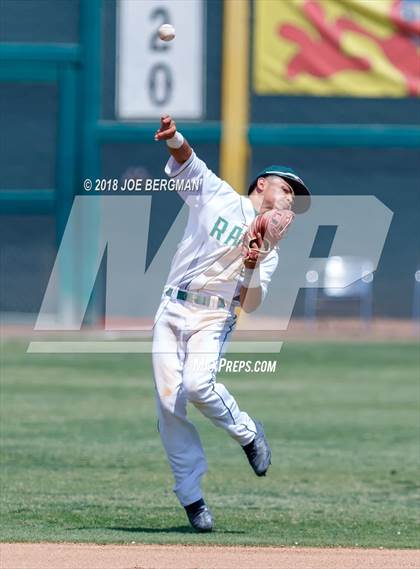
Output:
254,0,420,97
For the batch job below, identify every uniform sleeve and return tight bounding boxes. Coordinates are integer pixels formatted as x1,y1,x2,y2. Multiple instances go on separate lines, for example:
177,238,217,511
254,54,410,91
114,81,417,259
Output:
165,151,235,207
258,250,279,302
165,150,205,181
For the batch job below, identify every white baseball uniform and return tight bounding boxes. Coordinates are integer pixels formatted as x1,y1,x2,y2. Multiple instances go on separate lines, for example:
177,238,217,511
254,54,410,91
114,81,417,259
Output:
152,151,278,506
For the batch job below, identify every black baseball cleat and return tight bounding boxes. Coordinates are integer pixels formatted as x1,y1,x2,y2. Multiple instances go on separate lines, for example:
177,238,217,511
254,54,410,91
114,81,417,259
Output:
242,420,272,476
184,498,213,532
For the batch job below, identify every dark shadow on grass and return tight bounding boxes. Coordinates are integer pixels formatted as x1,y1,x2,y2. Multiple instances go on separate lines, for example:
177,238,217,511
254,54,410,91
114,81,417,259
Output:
106,526,245,534
108,525,193,534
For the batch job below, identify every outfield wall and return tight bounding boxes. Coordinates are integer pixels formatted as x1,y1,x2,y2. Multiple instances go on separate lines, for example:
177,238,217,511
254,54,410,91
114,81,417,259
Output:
0,0,419,318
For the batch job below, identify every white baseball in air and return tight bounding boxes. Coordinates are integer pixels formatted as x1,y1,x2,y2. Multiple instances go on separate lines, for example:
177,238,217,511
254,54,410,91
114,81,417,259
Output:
158,24,176,42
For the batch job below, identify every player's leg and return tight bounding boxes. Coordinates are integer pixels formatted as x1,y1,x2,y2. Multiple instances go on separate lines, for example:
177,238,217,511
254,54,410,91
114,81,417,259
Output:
182,312,257,447
152,302,208,508
182,310,271,476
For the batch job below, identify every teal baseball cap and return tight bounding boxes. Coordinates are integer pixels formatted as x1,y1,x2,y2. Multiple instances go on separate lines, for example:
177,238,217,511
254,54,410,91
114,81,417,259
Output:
248,165,311,213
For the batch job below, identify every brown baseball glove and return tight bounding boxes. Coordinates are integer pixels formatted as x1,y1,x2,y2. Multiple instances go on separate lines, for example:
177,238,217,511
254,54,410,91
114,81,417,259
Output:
242,209,295,265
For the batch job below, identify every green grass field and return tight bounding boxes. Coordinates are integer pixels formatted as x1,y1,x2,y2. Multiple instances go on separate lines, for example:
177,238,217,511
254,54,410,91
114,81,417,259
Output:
0,340,418,548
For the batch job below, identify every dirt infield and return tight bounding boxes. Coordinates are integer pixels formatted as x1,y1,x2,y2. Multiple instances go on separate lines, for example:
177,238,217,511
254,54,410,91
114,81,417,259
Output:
1,543,419,569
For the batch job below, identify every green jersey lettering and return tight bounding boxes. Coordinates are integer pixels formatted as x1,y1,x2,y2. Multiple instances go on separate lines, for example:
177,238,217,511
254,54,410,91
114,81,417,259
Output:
224,225,243,246
210,216,228,240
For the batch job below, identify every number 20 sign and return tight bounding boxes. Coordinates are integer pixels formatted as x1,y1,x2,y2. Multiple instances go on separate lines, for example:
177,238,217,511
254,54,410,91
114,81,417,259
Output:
116,0,204,119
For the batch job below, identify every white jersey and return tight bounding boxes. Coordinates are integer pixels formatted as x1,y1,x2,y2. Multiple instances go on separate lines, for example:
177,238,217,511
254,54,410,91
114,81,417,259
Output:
164,151,278,304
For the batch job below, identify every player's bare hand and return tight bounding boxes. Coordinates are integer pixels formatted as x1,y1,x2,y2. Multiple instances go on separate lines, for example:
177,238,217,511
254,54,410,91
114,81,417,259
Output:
154,115,176,141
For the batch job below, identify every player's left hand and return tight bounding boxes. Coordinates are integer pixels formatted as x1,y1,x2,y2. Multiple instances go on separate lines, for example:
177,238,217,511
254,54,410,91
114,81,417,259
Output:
244,232,263,269
242,209,295,268
154,115,176,141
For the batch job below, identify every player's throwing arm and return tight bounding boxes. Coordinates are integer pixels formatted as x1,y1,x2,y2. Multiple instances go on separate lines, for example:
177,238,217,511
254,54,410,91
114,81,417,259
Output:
155,115,192,166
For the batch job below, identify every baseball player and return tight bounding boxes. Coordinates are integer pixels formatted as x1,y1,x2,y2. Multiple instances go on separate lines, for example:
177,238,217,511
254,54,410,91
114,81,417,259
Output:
152,115,311,532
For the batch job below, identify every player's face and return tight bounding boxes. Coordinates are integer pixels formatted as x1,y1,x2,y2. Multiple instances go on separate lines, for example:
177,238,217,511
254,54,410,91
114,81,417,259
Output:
261,177,295,211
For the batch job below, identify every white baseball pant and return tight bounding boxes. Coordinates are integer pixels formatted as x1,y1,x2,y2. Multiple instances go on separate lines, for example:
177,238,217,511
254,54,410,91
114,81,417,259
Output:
152,296,257,506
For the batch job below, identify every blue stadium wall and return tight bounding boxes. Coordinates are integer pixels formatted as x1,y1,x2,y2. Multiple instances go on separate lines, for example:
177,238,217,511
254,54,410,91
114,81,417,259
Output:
0,0,419,317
